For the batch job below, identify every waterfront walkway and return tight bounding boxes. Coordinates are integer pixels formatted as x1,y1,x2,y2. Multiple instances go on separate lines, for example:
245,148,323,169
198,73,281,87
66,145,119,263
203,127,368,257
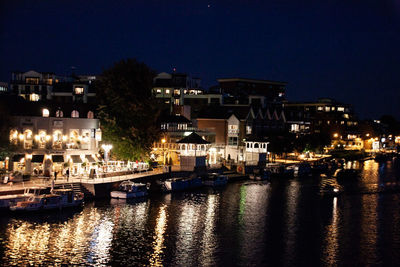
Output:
0,167,169,193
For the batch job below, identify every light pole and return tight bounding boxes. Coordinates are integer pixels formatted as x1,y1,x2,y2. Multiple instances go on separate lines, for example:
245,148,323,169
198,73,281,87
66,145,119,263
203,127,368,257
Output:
161,138,166,165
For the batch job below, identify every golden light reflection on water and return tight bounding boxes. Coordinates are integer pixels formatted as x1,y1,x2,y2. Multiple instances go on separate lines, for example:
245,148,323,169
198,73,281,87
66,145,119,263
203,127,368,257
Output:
323,197,339,265
174,201,201,266
149,204,168,267
199,194,219,266
3,206,112,266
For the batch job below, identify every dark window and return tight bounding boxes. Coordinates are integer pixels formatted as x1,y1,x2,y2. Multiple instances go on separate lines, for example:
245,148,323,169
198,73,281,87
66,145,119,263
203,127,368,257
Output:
228,137,238,146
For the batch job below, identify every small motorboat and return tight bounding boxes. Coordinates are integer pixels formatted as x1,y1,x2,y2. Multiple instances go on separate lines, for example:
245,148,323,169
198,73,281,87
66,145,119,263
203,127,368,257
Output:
0,187,49,209
294,163,312,178
162,178,188,192
203,173,228,187
334,168,361,181
9,189,84,212
320,185,342,197
249,170,271,181
110,181,148,199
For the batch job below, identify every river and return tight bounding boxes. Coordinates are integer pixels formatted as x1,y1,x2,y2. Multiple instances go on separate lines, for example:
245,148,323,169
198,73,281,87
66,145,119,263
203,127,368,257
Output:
1,159,400,266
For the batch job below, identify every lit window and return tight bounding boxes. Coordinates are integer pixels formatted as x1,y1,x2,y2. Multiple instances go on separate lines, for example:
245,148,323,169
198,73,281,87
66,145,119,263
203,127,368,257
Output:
9,130,18,144
42,108,50,117
29,93,40,101
56,109,63,118
337,107,345,112
341,121,344,125
331,107,335,111
317,106,323,111
165,89,170,94
74,86,84,94
156,89,162,94
174,89,181,95
174,99,180,105
87,111,94,119
325,107,330,112
25,77,39,84
71,110,79,118
343,114,349,119
291,124,299,132
246,125,252,134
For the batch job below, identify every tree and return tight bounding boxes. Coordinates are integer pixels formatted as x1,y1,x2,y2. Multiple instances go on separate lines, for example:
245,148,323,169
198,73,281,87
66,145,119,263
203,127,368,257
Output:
0,98,17,163
96,58,162,161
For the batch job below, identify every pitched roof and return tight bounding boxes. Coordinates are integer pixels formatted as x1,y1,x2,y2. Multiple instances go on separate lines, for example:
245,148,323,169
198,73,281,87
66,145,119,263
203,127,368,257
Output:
177,132,210,144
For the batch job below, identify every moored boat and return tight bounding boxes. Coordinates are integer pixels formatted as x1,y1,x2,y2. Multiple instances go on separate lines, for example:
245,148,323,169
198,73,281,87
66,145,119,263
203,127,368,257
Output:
9,189,84,212
0,187,49,209
249,169,271,181
110,181,148,199
203,173,228,187
163,178,188,192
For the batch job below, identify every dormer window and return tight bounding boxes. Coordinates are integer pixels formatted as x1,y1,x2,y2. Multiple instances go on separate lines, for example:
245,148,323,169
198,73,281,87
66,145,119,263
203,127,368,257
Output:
71,110,79,118
87,111,94,119
74,86,84,94
56,109,63,118
42,108,50,117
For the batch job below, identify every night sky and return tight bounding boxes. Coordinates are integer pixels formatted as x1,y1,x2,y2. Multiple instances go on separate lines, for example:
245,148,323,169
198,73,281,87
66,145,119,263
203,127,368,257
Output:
1,0,399,119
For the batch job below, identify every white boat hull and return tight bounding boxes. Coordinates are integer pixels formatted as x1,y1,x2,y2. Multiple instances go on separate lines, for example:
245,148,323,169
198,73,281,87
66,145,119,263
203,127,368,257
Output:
110,190,147,199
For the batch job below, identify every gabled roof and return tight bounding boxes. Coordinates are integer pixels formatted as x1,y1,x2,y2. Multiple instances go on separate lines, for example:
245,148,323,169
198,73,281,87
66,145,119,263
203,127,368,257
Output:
159,114,191,124
177,132,210,144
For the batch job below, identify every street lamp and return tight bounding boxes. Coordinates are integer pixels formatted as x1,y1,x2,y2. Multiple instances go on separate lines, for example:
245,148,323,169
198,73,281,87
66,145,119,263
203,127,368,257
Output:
101,144,113,162
161,138,166,165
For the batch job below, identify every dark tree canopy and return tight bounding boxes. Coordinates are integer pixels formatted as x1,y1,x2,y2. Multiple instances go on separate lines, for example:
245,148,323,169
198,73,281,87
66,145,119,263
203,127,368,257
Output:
96,58,161,161
0,98,17,161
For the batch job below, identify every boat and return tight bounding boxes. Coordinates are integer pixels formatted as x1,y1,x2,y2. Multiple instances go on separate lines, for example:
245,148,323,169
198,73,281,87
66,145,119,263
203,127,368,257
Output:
203,173,228,187
163,178,188,192
162,175,203,192
249,169,271,181
9,189,84,211
294,163,312,178
334,168,361,181
319,185,341,197
184,176,203,189
265,163,287,178
0,187,49,209
110,181,148,199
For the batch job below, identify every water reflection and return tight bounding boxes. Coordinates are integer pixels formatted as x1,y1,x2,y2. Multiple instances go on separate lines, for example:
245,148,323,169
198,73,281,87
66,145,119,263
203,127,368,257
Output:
323,197,339,265
238,182,270,266
149,204,167,267
283,180,300,266
1,159,400,266
199,194,219,266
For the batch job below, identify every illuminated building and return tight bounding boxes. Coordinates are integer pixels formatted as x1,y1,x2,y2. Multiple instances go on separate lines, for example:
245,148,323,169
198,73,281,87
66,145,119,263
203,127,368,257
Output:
6,100,101,176
10,70,96,103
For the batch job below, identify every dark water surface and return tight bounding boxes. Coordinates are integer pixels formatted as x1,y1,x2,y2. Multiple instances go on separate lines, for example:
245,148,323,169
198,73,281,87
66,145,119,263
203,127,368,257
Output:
1,159,400,266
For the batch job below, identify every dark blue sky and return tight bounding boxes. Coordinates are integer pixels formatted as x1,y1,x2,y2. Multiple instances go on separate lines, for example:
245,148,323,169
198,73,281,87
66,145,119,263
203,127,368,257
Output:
1,0,399,119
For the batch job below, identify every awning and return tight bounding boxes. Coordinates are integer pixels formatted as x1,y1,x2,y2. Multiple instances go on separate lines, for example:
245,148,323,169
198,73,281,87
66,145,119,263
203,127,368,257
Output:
70,155,83,164
31,155,44,163
85,155,96,163
52,155,65,163
12,154,25,161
